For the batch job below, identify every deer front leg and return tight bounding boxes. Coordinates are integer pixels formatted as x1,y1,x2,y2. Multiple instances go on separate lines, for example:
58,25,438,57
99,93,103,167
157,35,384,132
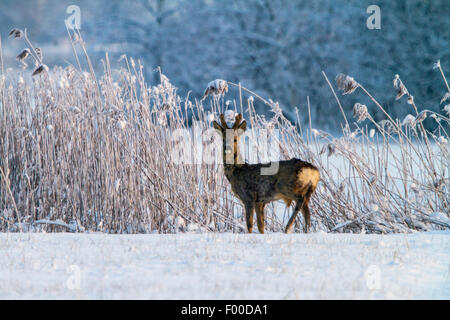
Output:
255,203,266,234
244,204,255,233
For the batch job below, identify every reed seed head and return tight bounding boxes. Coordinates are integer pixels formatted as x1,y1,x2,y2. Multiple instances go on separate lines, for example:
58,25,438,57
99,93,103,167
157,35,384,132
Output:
415,111,427,123
202,79,228,100
327,143,335,157
401,114,416,127
35,47,43,61
438,136,448,145
8,28,23,39
443,104,450,116
378,120,395,134
32,64,49,76
353,103,368,123
336,73,359,95
16,48,31,61
393,74,408,100
440,92,450,105
433,60,441,70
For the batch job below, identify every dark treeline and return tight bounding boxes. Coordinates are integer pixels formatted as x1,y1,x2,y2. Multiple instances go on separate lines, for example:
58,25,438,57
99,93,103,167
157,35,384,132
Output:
1,0,449,130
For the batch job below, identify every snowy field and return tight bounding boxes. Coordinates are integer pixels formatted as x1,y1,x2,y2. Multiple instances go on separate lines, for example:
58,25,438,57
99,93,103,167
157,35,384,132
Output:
0,232,449,300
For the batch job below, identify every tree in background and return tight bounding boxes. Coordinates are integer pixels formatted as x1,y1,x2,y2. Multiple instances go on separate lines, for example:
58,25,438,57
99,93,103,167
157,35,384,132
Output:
1,0,448,130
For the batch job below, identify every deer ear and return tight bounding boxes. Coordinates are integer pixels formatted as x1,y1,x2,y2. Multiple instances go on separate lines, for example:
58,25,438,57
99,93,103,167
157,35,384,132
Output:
213,121,223,133
238,120,247,132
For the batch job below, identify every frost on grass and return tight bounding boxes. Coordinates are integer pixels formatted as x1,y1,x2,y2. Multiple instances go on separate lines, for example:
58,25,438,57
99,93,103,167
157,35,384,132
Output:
202,79,229,100
443,104,450,116
440,92,450,105
336,73,359,94
0,36,449,235
393,74,409,100
401,114,416,127
353,103,369,123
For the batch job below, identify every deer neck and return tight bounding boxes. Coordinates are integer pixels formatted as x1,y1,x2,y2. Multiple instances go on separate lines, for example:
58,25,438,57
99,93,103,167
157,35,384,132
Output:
223,135,244,178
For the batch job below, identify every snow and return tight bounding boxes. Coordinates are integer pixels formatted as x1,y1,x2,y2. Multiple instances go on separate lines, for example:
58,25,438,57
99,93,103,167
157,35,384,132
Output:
1,232,449,299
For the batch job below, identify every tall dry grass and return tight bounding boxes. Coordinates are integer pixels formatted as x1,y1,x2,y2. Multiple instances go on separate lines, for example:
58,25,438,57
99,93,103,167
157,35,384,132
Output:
0,30,448,233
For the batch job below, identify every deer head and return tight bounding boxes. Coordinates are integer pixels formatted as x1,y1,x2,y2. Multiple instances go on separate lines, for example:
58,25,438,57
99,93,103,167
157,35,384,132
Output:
213,113,247,165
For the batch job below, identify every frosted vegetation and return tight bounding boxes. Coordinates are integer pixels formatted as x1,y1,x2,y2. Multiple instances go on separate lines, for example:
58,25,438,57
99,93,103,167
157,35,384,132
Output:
0,28,448,235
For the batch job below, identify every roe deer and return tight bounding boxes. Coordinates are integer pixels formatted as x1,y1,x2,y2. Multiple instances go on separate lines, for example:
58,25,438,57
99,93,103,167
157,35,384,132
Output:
213,113,320,234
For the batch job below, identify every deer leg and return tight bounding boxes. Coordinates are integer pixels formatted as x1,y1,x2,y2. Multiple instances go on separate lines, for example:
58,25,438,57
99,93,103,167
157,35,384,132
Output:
255,203,266,234
301,200,311,233
301,185,316,233
285,197,304,234
245,204,255,233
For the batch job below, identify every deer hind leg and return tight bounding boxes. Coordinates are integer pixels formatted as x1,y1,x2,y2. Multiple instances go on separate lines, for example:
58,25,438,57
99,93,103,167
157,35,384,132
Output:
285,198,303,234
255,203,266,234
301,186,315,233
244,204,255,233
301,200,311,233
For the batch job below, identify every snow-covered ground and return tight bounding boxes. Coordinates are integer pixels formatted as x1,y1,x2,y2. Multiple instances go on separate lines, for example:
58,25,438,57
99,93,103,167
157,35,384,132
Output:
0,232,449,299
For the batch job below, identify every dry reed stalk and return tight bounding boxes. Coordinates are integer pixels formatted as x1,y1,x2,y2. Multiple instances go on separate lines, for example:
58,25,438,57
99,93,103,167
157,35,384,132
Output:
0,29,448,234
